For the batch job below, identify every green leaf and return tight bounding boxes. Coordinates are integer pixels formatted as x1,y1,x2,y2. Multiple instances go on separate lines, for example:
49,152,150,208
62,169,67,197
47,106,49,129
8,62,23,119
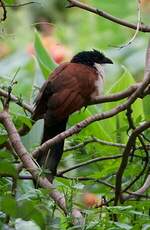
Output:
18,200,45,229
16,115,32,129
0,135,7,144
114,222,132,230
0,196,17,217
143,95,150,120
34,30,57,79
104,68,144,143
69,105,112,142
0,160,17,177
37,60,52,79
4,0,15,3
0,151,14,160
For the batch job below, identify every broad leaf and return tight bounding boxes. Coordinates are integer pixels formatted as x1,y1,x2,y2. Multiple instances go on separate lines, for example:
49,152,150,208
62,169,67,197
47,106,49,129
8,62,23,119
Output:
103,68,144,143
114,222,132,230
0,160,17,177
34,30,57,79
0,196,17,217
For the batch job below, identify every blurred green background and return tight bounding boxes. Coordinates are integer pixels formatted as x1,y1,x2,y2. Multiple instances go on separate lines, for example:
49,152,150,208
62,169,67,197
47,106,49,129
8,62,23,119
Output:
0,0,149,145
0,1,150,229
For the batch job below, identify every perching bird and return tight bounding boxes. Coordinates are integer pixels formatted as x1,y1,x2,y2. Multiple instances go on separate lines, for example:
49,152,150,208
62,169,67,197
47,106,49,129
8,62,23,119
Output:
32,49,113,182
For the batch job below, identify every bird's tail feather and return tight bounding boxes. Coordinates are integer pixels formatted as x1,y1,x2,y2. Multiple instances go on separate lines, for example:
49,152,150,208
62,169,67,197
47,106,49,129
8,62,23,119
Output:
36,117,68,182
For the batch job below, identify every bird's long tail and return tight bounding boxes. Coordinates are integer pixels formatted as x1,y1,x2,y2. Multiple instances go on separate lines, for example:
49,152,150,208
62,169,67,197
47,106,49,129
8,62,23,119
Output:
36,117,68,182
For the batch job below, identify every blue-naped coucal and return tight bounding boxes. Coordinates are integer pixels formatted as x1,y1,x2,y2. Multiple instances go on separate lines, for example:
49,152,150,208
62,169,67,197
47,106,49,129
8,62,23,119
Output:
32,50,113,182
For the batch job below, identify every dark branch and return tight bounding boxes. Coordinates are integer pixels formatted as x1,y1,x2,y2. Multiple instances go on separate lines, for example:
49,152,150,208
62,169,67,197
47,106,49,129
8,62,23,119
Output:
0,88,33,113
58,154,123,176
114,121,150,205
4,1,40,8
0,0,7,21
67,0,150,32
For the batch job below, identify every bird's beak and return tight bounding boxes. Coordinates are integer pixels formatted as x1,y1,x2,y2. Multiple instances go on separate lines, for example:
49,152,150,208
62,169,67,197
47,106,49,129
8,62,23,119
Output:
105,57,113,64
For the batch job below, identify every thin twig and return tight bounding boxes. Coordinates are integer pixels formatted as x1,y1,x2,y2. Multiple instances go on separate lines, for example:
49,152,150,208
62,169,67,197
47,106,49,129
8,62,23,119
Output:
58,154,123,176
119,0,142,48
114,121,150,205
64,137,150,152
67,0,150,32
123,174,150,201
0,0,7,21
4,1,39,8
114,38,150,205
0,82,149,115
64,137,126,152
123,108,149,191
31,70,150,160
122,42,150,192
0,88,33,113
0,110,84,225
58,175,115,189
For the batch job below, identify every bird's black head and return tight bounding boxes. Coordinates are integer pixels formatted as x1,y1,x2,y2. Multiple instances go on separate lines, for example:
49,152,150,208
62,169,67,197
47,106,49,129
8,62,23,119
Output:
71,49,113,67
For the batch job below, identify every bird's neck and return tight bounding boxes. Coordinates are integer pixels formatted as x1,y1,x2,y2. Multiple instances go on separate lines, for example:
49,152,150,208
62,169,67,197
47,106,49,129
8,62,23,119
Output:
94,63,105,79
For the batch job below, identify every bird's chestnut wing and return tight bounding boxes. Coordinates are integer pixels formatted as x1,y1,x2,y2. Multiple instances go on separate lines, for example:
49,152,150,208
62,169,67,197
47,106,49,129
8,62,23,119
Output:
46,63,97,121
32,63,69,120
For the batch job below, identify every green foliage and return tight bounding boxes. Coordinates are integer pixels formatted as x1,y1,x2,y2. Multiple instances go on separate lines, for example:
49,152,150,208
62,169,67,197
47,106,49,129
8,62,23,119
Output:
12,114,32,129
0,1,150,229
34,30,57,78
0,151,17,177
3,0,15,3
143,95,150,120
103,68,144,143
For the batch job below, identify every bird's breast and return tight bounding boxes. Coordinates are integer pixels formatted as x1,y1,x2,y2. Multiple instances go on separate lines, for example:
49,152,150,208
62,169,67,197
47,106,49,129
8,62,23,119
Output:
90,63,104,100
90,75,103,99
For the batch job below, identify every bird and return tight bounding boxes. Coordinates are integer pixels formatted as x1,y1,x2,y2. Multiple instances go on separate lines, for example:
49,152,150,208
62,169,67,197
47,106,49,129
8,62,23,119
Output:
32,49,113,182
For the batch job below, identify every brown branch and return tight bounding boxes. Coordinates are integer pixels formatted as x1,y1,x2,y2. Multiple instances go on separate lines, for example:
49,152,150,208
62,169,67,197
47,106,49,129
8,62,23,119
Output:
0,88,33,113
4,1,39,8
0,81,149,151
15,73,150,175
89,84,139,104
64,136,150,153
122,39,150,192
67,0,150,32
123,148,148,194
114,121,150,205
114,39,150,205
0,0,7,21
4,173,150,200
0,84,139,113
123,174,150,201
64,137,126,152
58,154,123,176
58,175,115,189
59,175,150,199
0,110,83,225
32,71,150,161
0,110,66,211
0,82,149,115
58,152,146,177
17,174,114,190
123,107,149,193
91,83,150,105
